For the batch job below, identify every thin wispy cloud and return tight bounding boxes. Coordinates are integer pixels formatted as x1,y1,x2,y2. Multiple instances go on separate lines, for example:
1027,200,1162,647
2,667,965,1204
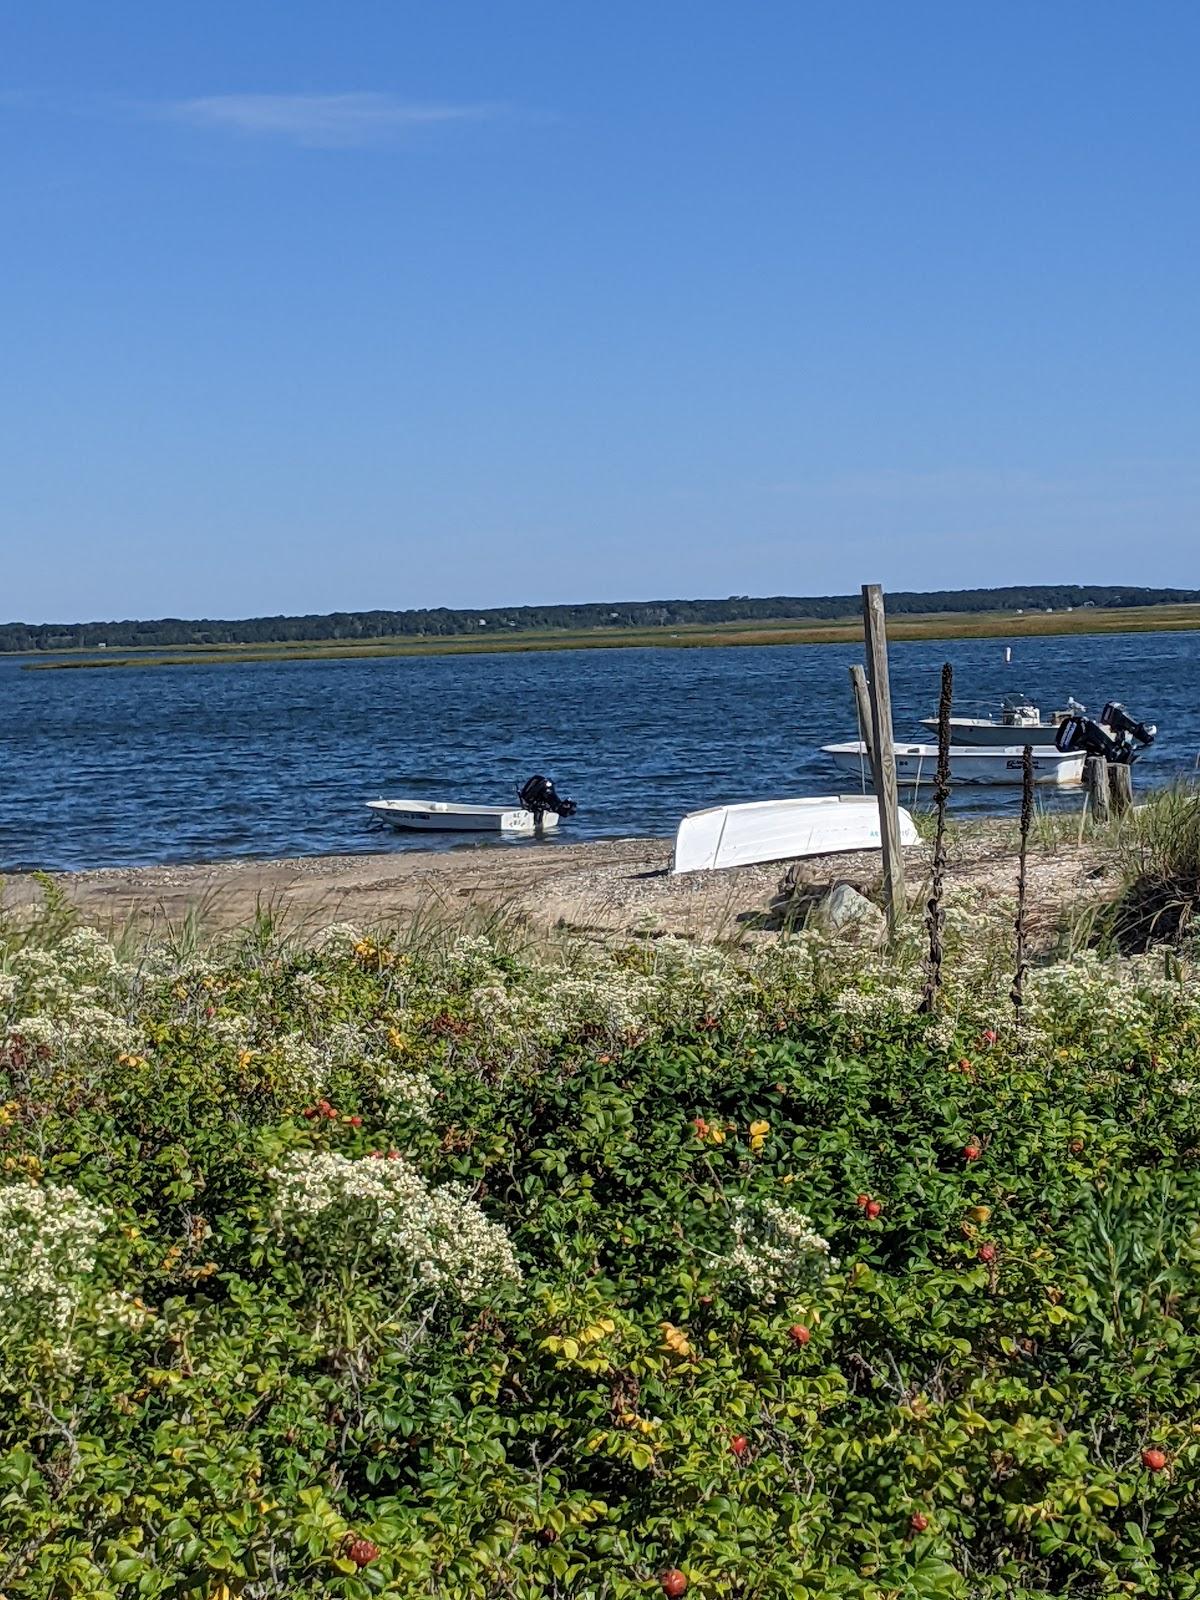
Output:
165,92,499,148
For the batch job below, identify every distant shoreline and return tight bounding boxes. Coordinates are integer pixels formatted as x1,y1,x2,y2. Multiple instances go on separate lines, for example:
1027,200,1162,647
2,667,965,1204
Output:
18,602,1200,670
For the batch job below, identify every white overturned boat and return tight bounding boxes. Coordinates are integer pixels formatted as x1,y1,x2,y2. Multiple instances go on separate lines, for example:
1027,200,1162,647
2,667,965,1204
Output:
822,741,1085,786
673,794,918,875
367,774,577,835
367,799,561,834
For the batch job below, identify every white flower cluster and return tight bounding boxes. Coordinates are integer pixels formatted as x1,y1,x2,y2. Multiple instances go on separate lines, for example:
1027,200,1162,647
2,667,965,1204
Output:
270,1150,520,1301
446,934,506,986
0,1180,111,1332
1023,949,1200,1056
6,930,124,1005
270,1032,325,1100
721,1196,835,1306
442,939,770,1067
204,1011,252,1048
94,1288,153,1333
316,923,363,955
2,932,141,1062
375,1064,435,1119
11,1003,134,1053
290,971,330,1006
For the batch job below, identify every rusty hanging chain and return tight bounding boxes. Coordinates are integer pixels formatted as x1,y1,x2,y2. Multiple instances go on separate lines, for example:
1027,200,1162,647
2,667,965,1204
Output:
1011,743,1034,1022
920,663,954,1013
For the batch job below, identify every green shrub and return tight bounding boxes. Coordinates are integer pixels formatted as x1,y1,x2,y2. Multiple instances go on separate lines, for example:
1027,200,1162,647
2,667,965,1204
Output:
1,923,1199,1597
1108,783,1200,951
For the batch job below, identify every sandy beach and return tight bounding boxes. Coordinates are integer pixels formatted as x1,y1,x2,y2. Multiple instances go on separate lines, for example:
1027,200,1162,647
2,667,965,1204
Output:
1,822,1116,945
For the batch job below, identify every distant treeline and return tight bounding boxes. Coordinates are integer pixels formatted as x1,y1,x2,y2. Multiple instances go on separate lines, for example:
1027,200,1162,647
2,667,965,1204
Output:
3,585,1198,653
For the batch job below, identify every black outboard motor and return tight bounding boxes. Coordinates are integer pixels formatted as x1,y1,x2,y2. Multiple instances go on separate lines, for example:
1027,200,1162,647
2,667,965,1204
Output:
1100,702,1156,750
517,775,578,829
1055,702,1156,766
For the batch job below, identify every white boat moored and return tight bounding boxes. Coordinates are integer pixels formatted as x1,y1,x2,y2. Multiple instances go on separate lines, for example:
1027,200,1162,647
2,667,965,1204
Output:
822,742,1085,786
672,794,919,875
917,715,1065,748
917,694,1088,748
366,799,561,833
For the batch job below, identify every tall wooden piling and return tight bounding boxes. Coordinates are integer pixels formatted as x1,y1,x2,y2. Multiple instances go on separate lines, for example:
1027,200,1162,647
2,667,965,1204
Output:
861,584,905,943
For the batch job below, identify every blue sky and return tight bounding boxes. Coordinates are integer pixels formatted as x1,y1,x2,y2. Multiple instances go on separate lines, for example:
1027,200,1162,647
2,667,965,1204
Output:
3,3,1198,622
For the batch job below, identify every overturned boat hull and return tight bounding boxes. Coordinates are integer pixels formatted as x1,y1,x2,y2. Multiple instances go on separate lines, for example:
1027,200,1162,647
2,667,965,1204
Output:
672,794,918,875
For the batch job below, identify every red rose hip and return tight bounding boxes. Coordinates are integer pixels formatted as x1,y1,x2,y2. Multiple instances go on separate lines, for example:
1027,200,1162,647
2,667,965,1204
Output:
788,1323,811,1345
865,1199,882,1219
910,1512,929,1533
1142,1448,1168,1472
730,1434,749,1458
660,1570,688,1596
345,1536,380,1567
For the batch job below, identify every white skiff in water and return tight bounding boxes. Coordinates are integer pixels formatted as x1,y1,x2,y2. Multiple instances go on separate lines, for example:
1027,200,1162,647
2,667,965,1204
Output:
672,794,919,875
366,799,561,833
916,694,1091,748
822,742,1085,786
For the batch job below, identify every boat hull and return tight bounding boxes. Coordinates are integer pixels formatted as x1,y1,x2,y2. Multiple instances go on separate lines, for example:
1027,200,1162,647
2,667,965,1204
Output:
822,742,1085,786
672,794,919,875
366,800,560,833
918,717,1061,748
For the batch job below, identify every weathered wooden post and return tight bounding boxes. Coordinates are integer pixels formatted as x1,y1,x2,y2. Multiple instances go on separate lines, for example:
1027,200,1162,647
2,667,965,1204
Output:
1108,763,1134,818
861,584,905,943
848,664,875,773
1085,756,1111,825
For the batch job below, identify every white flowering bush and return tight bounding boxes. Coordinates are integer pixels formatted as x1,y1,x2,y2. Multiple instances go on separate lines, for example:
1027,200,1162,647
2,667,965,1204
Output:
0,1180,110,1338
719,1195,836,1305
270,1150,520,1302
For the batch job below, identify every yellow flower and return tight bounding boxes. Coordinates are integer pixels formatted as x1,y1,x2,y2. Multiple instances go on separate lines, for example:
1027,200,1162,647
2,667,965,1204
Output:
659,1322,694,1359
749,1118,770,1153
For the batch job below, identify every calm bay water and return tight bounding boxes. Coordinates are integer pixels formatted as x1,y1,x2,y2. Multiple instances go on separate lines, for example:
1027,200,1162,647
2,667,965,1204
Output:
1,631,1197,872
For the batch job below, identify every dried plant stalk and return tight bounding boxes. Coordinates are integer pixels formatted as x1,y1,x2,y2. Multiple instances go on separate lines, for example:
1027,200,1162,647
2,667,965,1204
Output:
920,662,953,1014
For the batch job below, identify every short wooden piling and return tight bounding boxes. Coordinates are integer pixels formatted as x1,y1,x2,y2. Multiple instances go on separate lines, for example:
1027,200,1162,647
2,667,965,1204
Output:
1108,763,1133,818
1085,756,1111,825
